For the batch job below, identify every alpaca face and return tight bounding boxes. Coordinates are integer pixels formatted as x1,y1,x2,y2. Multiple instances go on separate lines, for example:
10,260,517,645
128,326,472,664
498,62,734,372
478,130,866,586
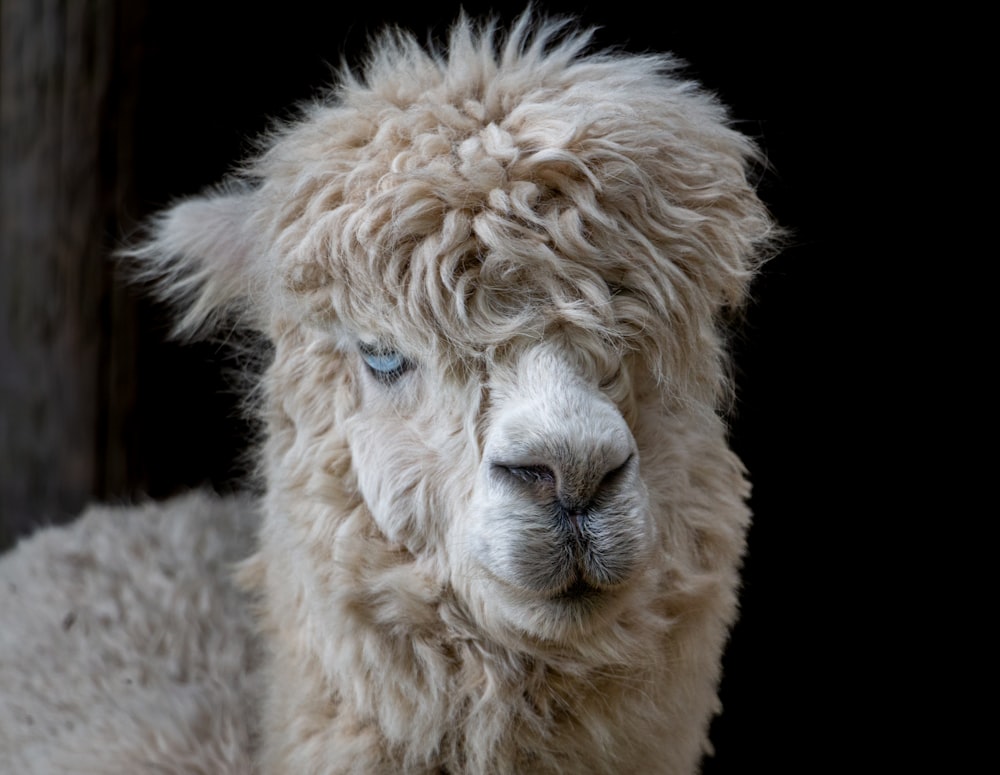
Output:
335,327,655,641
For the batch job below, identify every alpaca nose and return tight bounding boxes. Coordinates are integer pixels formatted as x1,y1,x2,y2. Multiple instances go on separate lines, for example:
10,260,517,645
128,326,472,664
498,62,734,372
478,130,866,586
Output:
485,344,639,521
490,434,636,515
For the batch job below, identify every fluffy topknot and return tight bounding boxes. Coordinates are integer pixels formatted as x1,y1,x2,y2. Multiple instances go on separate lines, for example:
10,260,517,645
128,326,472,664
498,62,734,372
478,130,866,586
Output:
125,9,777,404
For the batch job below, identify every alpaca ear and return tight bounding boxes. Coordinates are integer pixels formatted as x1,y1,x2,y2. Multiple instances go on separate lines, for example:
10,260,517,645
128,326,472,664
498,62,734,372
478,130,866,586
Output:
124,186,264,338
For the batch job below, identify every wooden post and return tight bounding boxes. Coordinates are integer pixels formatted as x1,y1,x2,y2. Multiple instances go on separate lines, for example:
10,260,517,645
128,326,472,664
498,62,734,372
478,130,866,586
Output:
0,0,142,546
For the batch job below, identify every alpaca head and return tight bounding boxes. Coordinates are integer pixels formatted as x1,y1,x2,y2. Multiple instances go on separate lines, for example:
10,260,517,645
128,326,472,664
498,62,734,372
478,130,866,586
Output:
130,13,776,649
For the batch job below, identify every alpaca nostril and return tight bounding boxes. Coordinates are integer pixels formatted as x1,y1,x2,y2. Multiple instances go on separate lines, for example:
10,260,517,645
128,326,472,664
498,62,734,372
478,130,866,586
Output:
559,452,635,513
493,463,556,486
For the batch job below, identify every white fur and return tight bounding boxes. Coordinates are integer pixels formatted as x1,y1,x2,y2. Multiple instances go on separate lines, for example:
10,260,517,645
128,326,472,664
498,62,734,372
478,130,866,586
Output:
0,10,779,773
0,492,259,774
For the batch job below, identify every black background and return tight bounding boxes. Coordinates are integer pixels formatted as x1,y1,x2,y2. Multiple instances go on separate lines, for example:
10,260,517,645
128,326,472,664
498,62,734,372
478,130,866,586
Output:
123,2,881,771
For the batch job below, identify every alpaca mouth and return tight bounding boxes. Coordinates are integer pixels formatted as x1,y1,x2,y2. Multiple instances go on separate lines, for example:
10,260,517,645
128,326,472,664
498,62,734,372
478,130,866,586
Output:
555,575,601,601
499,531,639,602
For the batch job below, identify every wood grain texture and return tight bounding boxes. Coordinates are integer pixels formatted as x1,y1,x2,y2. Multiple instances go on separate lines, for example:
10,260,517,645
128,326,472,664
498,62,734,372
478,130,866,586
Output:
0,0,141,545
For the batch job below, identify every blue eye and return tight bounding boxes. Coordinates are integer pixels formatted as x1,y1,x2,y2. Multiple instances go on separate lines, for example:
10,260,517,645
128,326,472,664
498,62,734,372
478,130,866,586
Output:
358,343,411,384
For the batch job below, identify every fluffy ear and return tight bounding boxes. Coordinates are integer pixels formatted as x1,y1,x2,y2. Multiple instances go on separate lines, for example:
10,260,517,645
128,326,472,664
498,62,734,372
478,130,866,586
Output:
124,186,264,338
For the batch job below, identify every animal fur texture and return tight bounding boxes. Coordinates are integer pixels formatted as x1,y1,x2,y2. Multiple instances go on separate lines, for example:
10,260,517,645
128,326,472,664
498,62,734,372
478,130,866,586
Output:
0,492,260,774
0,10,778,774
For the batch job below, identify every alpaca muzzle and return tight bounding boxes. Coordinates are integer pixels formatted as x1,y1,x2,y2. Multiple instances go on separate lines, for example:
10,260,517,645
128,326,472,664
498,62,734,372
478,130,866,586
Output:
473,348,652,598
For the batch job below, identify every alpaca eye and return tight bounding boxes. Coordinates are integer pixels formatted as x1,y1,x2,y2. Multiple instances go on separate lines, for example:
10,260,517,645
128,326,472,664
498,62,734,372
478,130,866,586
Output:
358,343,411,384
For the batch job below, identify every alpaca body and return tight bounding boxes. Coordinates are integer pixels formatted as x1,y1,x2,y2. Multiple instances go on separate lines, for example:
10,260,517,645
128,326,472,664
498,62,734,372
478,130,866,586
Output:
0,10,777,773
0,493,259,774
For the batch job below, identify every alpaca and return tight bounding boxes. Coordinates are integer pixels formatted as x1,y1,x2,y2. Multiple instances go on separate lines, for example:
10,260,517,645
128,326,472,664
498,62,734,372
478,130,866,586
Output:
0,10,778,774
